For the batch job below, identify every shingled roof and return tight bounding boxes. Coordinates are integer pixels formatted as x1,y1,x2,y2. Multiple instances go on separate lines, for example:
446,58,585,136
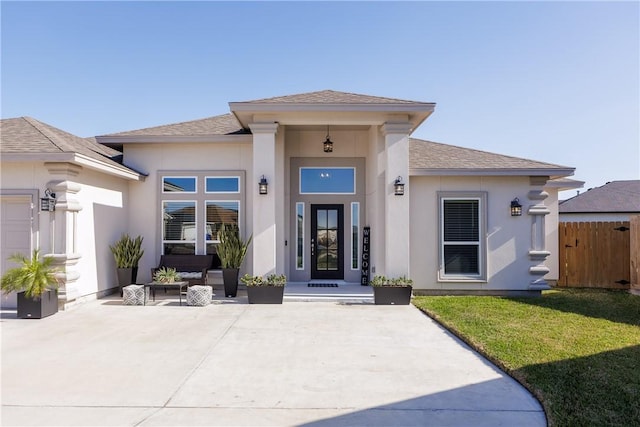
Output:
1,117,142,178
236,89,426,105
104,113,245,137
560,180,640,213
409,138,573,177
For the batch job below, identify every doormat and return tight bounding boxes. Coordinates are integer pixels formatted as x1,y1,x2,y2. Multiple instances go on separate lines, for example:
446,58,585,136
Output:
308,283,339,287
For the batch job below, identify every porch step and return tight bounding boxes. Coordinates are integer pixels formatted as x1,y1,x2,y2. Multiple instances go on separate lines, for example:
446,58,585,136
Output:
283,283,374,303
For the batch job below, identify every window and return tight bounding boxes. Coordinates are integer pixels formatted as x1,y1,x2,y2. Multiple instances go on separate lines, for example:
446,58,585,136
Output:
300,167,355,194
205,200,240,255
296,202,304,270
439,193,486,280
163,201,196,254
206,177,240,193
351,202,359,270
159,171,245,262
163,177,196,193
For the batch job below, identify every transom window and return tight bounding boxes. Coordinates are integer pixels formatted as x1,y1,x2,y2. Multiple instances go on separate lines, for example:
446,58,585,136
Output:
439,192,487,281
163,177,196,193
206,177,240,193
300,167,355,194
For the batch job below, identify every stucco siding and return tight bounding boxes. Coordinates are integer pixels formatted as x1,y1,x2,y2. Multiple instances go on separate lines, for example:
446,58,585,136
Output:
124,142,253,283
0,161,129,304
410,175,549,291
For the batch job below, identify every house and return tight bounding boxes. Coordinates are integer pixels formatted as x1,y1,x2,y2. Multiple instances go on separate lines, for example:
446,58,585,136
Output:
1,90,580,308
559,180,640,222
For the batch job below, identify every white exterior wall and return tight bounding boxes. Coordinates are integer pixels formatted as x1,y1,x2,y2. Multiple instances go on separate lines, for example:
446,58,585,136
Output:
1,161,130,306
409,175,555,291
124,142,252,283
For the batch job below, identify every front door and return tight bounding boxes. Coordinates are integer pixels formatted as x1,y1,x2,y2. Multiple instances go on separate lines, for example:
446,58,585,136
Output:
311,204,344,280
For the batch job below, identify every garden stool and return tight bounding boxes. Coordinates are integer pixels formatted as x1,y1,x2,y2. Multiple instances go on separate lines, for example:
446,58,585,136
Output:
186,285,212,306
122,284,145,305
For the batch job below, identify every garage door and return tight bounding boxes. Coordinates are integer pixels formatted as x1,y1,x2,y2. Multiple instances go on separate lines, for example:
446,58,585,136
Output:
1,195,33,309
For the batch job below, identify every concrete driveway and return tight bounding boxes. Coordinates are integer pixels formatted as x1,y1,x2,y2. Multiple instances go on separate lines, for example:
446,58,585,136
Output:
1,295,545,426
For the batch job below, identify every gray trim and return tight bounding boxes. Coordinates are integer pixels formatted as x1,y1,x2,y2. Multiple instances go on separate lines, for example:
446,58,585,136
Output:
413,289,542,297
289,158,366,283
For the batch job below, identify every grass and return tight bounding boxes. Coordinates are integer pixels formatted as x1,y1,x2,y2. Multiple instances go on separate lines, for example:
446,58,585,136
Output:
412,289,640,427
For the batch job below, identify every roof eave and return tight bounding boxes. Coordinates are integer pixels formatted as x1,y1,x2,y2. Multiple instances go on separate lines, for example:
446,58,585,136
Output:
1,153,145,181
229,102,436,129
409,167,576,179
96,135,253,145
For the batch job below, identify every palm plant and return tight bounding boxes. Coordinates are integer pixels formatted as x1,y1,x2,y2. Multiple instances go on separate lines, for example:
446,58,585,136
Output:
1,249,59,298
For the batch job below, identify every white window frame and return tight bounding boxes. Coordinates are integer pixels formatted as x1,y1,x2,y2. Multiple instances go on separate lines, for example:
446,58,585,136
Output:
296,202,304,270
159,171,245,256
162,200,198,255
205,176,241,194
205,199,241,245
351,202,360,270
162,176,197,194
438,192,487,282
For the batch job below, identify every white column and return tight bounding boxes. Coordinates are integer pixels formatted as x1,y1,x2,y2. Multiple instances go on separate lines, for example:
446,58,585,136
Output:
249,122,279,277
44,162,83,309
528,176,552,290
381,122,413,278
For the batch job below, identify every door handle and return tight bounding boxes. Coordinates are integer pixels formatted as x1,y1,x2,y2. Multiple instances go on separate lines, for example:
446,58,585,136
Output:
311,238,315,257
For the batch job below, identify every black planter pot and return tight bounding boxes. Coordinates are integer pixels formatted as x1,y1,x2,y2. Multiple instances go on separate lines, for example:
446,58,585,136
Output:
222,268,239,297
247,286,284,304
373,286,412,305
17,289,58,319
116,267,138,296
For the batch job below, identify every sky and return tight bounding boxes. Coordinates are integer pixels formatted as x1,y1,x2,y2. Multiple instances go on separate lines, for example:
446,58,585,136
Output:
2,1,638,197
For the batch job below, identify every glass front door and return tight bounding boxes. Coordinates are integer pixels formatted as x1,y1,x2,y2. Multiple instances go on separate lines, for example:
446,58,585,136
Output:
311,204,344,280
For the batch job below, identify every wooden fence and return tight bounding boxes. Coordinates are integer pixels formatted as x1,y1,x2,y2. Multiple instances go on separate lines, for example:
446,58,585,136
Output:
558,220,638,289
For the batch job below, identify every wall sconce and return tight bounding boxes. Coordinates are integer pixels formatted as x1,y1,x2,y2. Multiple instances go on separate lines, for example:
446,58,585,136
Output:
394,176,405,196
323,125,333,153
258,175,268,195
40,188,56,212
510,197,522,216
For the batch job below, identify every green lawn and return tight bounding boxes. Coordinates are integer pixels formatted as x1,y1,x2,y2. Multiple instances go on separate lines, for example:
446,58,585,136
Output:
412,289,640,427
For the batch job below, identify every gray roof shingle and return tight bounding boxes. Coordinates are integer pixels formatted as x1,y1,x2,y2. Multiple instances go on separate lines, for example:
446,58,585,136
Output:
559,180,640,213
104,113,245,137
0,117,138,174
409,138,571,171
235,89,427,105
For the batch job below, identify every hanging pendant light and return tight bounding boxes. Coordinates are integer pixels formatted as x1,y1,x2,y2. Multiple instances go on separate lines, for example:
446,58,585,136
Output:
323,125,333,153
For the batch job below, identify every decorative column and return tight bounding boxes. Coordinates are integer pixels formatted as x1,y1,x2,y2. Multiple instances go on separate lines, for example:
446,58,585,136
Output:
44,162,83,309
528,176,551,290
381,122,413,278
249,122,279,277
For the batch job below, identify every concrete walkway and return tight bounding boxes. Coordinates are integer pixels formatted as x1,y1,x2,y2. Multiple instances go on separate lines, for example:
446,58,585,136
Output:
1,294,546,426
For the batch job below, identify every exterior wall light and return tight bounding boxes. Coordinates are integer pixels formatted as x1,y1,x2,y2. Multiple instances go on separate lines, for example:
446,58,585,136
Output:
323,125,333,153
394,176,405,196
40,188,56,211
510,197,522,216
258,175,268,195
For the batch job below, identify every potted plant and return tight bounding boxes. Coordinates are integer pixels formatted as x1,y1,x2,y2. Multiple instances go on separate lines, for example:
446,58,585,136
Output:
217,224,251,297
153,267,182,283
370,275,413,305
241,273,286,304
109,233,144,295
1,249,60,319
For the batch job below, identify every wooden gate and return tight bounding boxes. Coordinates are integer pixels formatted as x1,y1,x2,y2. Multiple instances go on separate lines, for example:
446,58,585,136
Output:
558,221,631,288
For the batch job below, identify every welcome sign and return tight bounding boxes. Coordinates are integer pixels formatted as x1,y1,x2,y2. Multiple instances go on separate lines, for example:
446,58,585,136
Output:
361,226,371,286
